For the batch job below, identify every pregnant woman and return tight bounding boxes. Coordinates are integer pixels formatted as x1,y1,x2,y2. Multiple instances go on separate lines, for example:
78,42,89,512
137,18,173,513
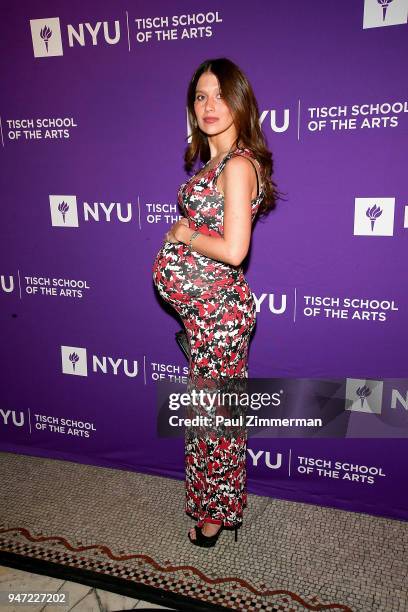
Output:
152,57,279,548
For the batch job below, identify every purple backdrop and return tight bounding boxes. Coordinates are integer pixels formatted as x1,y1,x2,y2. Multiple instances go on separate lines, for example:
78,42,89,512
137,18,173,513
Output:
1,0,407,521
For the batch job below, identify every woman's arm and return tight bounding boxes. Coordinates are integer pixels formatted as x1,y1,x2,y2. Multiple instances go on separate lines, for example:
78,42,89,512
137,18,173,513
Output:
173,156,256,266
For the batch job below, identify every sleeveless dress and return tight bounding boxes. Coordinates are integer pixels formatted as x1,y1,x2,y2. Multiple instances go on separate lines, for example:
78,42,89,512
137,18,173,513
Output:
152,147,264,528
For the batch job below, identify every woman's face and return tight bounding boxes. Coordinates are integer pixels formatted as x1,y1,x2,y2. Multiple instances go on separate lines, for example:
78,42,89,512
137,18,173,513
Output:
193,71,235,137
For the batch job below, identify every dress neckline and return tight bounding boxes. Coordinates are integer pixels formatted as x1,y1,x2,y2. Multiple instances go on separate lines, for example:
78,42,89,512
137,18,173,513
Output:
182,147,264,203
193,147,249,182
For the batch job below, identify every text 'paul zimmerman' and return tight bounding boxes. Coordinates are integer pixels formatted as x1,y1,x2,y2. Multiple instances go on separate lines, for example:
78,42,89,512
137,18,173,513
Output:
169,415,322,428
167,391,322,428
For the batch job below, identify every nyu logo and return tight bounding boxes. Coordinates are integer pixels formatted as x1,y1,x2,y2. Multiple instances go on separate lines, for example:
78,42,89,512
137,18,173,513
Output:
0,274,15,294
353,197,395,236
49,195,134,227
259,109,290,133
0,409,24,428
247,449,283,469
253,293,287,315
345,378,408,414
345,379,382,413
363,0,408,29
30,17,121,58
61,345,139,378
50,195,78,227
30,17,63,57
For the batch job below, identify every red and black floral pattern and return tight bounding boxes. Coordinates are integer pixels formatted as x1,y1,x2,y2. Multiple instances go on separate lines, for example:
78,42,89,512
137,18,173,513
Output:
152,148,264,527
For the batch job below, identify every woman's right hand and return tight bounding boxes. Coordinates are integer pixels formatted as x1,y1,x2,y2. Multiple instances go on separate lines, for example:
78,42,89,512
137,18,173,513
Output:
164,216,190,244
164,229,179,244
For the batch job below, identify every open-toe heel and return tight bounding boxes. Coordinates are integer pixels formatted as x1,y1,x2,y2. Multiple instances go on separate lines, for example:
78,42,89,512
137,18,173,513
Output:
188,525,224,548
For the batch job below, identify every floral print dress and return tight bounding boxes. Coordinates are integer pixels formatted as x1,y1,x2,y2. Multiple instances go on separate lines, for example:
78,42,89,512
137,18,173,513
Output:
152,147,264,527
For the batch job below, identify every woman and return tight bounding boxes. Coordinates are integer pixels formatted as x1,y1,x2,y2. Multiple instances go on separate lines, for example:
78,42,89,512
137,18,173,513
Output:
152,57,279,548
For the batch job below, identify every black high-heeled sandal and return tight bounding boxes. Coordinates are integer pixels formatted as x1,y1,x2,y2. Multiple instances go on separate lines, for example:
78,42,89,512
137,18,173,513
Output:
188,524,239,547
188,524,223,548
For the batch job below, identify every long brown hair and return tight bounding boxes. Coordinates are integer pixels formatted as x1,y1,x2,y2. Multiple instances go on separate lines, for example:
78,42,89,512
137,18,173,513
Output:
184,57,285,217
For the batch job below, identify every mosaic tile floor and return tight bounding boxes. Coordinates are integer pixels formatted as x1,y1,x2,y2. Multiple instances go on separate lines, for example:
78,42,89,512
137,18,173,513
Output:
0,451,407,611
0,565,173,610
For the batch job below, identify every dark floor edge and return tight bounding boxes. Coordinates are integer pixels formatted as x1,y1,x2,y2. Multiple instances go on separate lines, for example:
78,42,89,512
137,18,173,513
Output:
0,551,235,612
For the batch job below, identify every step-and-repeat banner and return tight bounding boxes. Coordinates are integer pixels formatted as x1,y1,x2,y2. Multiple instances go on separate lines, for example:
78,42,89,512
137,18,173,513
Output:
1,1,407,521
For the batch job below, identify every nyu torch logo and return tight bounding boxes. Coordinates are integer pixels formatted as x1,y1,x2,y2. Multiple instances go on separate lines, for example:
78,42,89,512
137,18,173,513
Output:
61,346,88,376
378,0,394,21
49,194,134,227
345,378,382,414
58,200,70,223
61,346,139,378
355,384,372,409
50,195,79,227
69,351,80,372
40,24,52,52
345,379,408,414
365,203,383,232
30,16,121,58
363,0,408,28
354,197,395,236
30,18,63,57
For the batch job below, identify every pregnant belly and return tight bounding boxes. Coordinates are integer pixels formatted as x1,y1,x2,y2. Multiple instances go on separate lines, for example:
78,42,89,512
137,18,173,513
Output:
152,241,243,307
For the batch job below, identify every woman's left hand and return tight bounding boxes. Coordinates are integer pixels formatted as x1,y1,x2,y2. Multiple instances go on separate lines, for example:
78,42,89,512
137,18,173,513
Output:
164,217,190,244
